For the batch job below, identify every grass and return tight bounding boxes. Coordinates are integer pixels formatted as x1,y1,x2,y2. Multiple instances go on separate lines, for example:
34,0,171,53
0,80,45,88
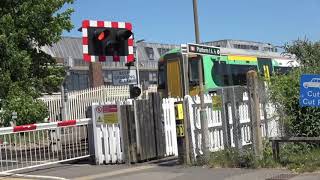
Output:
279,143,320,173
208,141,320,173
208,146,258,169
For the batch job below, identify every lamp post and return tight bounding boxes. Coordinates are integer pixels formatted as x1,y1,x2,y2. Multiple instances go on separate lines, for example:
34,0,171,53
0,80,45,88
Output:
135,39,145,86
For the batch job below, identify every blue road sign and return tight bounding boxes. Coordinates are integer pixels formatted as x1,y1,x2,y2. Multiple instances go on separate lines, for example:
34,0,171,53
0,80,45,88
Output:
300,74,320,107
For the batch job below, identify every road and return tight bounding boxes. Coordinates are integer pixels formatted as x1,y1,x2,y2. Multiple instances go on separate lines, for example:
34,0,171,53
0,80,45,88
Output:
0,158,319,180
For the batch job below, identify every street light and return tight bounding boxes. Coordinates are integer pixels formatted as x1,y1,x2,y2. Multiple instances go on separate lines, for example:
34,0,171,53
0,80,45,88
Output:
135,39,145,86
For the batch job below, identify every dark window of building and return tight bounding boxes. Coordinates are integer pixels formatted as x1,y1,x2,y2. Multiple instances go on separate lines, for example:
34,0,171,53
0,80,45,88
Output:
263,47,270,51
157,48,170,56
250,45,259,50
145,47,154,60
149,72,157,84
233,44,258,50
158,63,165,88
104,71,112,84
67,71,89,91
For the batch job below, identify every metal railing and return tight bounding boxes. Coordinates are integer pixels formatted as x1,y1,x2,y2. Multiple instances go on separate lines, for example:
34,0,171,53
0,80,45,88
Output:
0,119,90,173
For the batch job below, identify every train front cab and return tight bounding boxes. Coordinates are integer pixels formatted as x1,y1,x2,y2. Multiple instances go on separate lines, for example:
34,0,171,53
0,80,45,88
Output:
158,51,202,98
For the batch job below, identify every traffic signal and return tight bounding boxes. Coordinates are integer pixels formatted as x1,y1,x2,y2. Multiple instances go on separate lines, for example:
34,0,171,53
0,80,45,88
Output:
82,20,134,63
129,85,141,99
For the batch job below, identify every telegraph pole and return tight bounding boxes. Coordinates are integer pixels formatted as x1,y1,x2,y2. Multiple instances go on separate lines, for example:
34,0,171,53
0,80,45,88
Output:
192,0,209,160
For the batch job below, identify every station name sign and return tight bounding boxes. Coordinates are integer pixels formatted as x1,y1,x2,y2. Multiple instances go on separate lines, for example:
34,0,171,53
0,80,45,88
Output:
112,69,137,86
187,43,220,56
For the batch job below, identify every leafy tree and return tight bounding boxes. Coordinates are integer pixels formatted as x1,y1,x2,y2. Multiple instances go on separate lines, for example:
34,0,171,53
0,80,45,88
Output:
1,85,49,126
0,0,74,125
269,39,320,137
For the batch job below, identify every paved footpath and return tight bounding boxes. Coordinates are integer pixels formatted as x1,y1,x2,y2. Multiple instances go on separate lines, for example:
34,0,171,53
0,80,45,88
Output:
0,159,319,180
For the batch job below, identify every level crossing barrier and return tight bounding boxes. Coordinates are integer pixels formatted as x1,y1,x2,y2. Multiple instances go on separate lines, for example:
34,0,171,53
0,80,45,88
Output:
0,118,90,173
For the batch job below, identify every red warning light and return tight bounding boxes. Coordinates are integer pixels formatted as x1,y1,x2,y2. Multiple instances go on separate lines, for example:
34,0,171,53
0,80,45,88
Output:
97,32,105,41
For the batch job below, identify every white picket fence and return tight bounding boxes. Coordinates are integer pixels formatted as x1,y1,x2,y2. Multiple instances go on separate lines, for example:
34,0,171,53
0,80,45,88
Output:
160,94,280,159
39,85,157,122
185,95,225,156
162,98,179,156
186,94,280,157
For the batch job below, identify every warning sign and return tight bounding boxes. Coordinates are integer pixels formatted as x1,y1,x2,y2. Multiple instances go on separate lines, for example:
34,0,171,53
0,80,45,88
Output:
102,105,118,124
95,104,118,124
212,95,222,110
174,103,184,120
176,124,184,137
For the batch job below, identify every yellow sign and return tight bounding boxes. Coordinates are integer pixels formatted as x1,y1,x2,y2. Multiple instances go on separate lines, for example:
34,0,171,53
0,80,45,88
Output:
175,103,184,120
176,124,184,137
212,95,222,110
263,65,271,81
104,112,118,124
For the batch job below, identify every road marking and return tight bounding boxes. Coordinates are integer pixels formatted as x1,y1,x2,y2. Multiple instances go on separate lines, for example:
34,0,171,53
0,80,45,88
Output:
73,165,156,180
0,173,67,180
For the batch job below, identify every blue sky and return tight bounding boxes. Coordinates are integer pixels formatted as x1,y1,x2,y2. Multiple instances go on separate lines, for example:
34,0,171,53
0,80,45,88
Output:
63,0,320,46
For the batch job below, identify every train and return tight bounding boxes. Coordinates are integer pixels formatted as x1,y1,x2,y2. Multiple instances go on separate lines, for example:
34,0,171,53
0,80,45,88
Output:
157,46,299,98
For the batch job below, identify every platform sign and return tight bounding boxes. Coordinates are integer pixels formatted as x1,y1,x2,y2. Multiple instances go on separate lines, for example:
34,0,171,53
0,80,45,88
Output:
187,43,220,56
300,74,320,107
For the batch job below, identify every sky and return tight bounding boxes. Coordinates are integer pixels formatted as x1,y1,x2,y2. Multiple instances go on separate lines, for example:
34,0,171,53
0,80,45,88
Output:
62,0,320,46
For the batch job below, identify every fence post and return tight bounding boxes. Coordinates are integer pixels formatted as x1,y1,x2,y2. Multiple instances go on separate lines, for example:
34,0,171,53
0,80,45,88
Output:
183,96,194,165
219,88,231,149
247,70,263,159
230,87,243,152
120,105,131,164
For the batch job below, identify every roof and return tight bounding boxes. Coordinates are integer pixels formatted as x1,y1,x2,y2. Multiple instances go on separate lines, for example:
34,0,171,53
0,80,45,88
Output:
41,36,179,62
41,37,83,59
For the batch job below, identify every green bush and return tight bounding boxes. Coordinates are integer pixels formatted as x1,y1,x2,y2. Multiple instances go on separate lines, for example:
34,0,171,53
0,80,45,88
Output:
0,85,48,126
268,40,320,137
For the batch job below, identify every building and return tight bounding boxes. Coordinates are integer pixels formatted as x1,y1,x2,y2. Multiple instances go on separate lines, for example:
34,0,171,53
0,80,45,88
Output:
203,39,278,52
41,37,179,91
41,38,291,92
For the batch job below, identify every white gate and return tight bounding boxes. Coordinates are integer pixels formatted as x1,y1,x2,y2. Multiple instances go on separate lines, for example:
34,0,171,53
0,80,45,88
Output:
0,119,90,173
162,98,179,156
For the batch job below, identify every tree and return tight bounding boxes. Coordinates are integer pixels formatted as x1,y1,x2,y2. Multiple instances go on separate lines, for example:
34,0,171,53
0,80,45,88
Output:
269,39,320,137
0,0,74,126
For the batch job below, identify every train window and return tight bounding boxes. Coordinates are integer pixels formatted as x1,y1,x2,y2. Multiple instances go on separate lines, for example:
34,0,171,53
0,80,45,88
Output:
274,66,293,75
213,62,257,86
213,61,230,86
158,63,165,89
230,65,257,85
189,59,199,85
